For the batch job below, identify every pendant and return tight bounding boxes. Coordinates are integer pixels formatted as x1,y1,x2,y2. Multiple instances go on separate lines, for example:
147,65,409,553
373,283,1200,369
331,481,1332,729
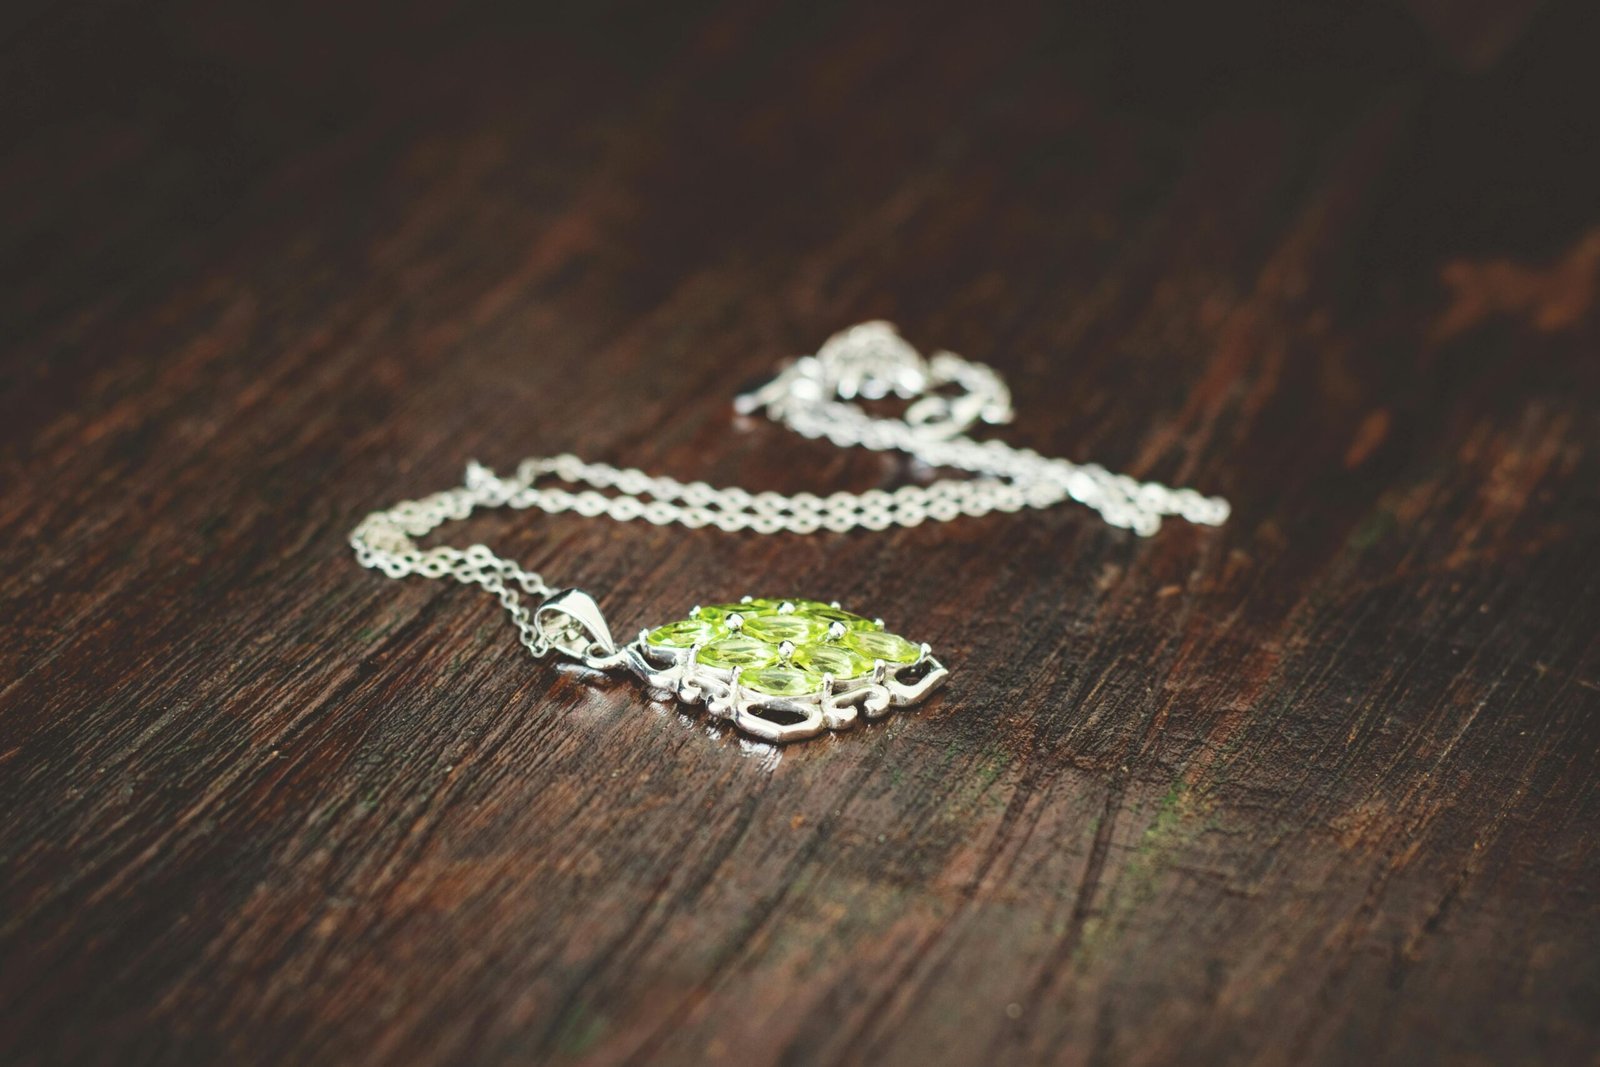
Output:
534,591,949,742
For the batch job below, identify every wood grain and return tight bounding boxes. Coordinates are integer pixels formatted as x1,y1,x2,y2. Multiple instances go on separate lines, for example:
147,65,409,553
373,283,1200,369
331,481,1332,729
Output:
2,2,1597,1064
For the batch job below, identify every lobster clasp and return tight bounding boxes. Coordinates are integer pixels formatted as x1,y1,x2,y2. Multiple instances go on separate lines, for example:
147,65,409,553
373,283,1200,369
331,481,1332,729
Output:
534,589,621,669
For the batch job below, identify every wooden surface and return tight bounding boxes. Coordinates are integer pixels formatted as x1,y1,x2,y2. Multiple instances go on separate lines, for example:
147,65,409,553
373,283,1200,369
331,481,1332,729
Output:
3,2,1598,1064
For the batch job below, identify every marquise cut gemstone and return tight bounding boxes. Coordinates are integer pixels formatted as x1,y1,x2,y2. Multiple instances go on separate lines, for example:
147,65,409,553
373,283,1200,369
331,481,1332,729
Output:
695,635,779,670
742,665,824,697
792,643,871,679
740,613,825,644
845,628,922,664
691,603,745,625
804,605,878,629
646,619,717,648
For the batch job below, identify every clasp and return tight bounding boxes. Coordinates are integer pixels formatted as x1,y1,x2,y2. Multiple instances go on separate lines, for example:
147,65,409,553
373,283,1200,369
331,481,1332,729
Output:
735,322,1014,442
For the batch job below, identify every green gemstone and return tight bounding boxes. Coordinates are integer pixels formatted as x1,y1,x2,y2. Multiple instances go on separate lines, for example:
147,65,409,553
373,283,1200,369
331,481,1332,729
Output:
736,597,815,615
804,605,878,629
742,665,824,697
753,596,875,628
692,603,748,624
784,598,838,613
845,629,922,664
695,635,779,670
645,618,718,648
739,613,825,644
792,643,871,679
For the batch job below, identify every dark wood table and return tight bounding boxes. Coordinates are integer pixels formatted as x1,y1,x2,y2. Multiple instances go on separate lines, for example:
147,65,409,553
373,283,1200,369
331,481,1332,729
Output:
4,2,1597,1064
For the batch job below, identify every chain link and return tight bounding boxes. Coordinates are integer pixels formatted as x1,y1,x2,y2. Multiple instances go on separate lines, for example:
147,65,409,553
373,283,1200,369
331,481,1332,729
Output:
350,322,1230,655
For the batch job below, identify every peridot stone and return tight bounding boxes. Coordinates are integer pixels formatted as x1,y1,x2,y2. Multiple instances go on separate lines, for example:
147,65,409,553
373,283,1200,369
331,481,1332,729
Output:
792,643,871,679
733,596,801,614
692,603,747,625
747,597,845,617
845,628,922,664
740,613,825,644
695,635,779,670
742,665,824,697
646,618,719,648
804,605,878,629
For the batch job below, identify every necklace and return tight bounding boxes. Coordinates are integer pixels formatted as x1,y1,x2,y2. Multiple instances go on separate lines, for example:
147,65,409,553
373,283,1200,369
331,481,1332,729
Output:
351,322,1230,742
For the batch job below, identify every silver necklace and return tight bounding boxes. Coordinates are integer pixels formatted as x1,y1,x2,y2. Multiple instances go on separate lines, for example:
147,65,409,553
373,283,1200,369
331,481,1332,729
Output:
351,322,1230,742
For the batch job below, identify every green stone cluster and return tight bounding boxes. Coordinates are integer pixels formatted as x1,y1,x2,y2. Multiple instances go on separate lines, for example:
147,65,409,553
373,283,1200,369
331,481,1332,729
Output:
644,597,924,698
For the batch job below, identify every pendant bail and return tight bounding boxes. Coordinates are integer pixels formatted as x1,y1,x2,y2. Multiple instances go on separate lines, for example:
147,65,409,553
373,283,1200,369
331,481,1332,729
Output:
534,589,620,668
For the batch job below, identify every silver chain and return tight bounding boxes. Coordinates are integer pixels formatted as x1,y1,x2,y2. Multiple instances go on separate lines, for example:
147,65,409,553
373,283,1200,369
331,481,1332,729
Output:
350,322,1230,658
